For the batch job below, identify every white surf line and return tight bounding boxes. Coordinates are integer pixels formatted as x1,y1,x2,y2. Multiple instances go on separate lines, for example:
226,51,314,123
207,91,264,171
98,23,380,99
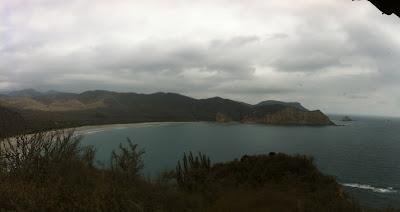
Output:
342,183,397,193
74,121,195,135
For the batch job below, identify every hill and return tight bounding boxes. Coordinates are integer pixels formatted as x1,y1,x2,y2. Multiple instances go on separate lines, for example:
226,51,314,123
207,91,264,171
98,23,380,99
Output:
256,100,309,111
0,105,26,138
0,89,334,134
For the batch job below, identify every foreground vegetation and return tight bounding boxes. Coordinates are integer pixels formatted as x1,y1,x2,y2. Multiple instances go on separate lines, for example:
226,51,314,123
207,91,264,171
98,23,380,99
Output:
0,130,394,211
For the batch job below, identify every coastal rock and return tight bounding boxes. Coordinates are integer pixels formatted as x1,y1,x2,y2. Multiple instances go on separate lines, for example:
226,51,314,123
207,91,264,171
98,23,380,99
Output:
216,112,233,123
341,116,353,122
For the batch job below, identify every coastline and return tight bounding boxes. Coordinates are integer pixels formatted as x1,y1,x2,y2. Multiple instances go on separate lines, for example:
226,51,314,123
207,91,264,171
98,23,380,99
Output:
73,121,195,135
73,119,338,136
2,119,339,140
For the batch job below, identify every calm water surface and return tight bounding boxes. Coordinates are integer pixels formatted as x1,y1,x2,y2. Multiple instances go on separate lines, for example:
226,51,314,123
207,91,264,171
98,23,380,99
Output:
81,115,400,208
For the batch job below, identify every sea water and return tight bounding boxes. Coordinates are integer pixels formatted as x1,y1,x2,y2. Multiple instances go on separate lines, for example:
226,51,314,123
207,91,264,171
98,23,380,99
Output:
80,115,400,208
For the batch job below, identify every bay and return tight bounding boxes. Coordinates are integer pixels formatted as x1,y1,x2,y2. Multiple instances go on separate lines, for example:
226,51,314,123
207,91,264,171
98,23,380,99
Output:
80,115,400,208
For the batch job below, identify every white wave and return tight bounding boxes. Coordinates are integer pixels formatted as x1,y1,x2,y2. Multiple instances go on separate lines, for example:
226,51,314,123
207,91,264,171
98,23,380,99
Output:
113,127,128,130
342,183,397,193
79,129,106,135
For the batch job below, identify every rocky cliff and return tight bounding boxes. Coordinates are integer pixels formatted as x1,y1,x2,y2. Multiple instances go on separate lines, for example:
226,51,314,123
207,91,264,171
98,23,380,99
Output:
215,112,233,123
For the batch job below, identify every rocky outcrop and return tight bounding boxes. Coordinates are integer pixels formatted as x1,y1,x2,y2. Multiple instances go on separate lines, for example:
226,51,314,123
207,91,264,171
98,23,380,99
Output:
341,116,353,122
242,107,334,126
215,112,233,123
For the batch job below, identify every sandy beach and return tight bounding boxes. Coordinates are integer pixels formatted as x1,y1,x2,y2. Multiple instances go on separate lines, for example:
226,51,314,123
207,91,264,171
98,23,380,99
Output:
74,122,194,135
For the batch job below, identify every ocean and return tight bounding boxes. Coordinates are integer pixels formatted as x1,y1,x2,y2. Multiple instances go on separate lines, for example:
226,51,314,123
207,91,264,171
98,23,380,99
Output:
80,115,400,208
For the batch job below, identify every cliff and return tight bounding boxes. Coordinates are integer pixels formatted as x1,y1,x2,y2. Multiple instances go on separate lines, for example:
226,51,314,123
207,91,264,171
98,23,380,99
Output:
215,112,233,123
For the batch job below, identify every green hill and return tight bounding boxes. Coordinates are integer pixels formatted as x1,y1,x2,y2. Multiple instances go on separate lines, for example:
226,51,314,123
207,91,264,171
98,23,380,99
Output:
0,89,334,136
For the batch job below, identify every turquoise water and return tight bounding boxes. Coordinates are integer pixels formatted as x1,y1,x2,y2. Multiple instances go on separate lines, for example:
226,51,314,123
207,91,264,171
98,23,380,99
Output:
81,115,400,208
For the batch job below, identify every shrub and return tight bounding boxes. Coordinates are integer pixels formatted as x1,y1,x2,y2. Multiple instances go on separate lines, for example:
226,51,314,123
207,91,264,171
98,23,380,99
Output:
110,137,145,180
176,151,211,190
0,129,95,180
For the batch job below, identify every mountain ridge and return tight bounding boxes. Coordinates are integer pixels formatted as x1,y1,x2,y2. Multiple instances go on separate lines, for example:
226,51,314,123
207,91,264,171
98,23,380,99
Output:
256,100,308,111
0,89,335,135
0,89,311,111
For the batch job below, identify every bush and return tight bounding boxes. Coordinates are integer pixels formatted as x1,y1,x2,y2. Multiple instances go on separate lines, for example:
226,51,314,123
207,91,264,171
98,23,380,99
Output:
176,151,211,190
0,130,95,180
111,138,145,179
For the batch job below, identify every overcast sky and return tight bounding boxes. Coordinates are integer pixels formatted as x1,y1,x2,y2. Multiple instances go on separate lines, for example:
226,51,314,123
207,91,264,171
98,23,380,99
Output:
1,0,400,117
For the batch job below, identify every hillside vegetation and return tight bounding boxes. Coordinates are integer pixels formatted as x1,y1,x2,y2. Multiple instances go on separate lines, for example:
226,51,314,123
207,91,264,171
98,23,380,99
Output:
0,90,334,137
0,105,26,138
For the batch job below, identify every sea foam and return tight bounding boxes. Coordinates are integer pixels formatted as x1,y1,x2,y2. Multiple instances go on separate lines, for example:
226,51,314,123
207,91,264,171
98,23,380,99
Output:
342,183,397,193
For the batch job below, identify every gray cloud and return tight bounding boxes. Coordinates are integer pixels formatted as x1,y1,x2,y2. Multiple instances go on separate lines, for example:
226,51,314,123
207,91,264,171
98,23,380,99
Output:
0,0,400,116
272,54,343,72
266,33,289,40
213,84,293,96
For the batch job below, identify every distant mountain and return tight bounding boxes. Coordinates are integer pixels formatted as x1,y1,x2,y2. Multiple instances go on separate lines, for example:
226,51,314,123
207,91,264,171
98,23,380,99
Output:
256,100,308,111
2,89,44,97
0,89,334,134
0,89,75,98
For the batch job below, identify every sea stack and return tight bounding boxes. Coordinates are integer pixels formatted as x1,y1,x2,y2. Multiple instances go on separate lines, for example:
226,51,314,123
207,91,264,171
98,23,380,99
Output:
341,116,353,122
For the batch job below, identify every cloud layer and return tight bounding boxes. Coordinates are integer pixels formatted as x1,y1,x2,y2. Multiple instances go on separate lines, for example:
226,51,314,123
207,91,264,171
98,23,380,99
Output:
1,0,400,116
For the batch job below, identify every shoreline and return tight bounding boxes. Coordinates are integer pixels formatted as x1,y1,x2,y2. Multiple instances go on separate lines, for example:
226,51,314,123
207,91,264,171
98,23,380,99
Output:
2,120,339,140
73,121,196,135
73,120,337,135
